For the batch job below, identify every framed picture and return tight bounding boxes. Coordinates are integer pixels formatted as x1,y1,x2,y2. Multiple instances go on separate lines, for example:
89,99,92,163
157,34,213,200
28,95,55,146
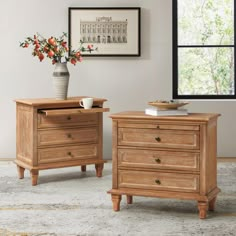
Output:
68,7,141,57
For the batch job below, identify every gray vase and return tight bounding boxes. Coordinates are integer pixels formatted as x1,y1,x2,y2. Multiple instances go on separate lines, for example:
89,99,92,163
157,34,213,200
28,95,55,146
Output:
52,63,70,100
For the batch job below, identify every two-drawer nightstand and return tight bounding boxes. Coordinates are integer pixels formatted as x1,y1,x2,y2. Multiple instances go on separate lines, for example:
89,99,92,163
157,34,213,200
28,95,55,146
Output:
108,111,221,219
15,96,109,186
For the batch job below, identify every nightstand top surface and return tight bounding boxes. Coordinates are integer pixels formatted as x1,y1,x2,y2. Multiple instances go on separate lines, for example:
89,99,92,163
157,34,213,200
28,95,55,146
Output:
15,96,107,107
110,111,220,121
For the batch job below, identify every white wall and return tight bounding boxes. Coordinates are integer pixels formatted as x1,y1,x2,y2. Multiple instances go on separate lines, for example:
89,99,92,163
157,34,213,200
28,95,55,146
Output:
0,0,235,159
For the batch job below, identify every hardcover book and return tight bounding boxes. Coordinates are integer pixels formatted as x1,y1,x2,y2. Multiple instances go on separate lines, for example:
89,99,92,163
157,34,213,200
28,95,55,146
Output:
145,107,188,116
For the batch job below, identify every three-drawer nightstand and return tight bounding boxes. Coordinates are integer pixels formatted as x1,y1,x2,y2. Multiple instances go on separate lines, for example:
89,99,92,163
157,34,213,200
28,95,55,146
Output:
15,96,109,185
108,111,221,219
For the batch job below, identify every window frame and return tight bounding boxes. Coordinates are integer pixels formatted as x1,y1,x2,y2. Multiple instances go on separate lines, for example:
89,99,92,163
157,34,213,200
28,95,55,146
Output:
173,0,236,100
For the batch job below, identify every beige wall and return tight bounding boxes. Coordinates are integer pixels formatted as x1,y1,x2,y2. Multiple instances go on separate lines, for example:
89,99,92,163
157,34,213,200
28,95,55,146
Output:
0,0,235,159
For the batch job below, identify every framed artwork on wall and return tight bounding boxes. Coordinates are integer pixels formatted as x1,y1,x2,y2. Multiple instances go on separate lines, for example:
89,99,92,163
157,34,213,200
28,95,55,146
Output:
68,7,141,57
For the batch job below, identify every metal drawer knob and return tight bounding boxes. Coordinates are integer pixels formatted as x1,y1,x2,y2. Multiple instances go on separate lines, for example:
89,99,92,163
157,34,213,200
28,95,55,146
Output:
155,179,161,185
155,137,161,142
155,158,161,164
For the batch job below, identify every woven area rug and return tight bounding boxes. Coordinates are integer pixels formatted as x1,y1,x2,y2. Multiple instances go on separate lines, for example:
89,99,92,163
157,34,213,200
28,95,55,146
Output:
0,161,235,236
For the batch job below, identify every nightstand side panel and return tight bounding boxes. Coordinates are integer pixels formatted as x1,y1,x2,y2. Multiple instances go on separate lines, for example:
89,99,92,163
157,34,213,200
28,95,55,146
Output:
16,104,35,165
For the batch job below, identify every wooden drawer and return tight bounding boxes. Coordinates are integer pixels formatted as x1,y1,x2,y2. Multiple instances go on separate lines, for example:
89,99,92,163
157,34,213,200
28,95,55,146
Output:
118,148,200,171
118,170,199,193
38,113,98,128
38,127,98,146
38,144,98,164
118,128,199,150
119,122,199,131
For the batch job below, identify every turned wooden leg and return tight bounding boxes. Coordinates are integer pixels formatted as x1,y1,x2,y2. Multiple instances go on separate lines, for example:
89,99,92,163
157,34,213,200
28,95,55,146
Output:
209,197,217,211
81,165,86,172
111,194,122,211
17,165,25,179
30,170,39,186
198,201,208,219
95,163,104,177
126,195,133,204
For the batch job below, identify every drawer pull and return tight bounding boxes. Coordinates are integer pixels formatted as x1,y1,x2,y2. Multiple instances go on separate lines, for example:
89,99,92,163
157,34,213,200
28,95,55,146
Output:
155,179,161,185
156,125,160,129
155,137,161,142
67,116,72,120
155,158,161,164
67,152,72,156
67,134,72,138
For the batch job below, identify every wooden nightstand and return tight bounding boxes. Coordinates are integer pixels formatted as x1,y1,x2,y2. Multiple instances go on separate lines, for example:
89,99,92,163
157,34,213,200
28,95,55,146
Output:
108,111,221,219
15,96,109,185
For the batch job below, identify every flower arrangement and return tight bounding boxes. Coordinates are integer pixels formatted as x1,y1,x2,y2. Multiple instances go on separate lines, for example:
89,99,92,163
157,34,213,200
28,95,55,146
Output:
20,32,95,65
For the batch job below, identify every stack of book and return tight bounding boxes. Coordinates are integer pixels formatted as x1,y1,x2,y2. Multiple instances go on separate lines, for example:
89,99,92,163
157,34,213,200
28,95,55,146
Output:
145,107,188,116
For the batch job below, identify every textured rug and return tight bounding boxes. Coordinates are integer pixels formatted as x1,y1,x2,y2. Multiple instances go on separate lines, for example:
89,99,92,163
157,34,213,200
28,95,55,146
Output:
0,161,235,236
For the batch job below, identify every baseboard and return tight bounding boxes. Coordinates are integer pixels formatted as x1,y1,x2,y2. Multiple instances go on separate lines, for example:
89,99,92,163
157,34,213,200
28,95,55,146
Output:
0,158,15,161
0,157,236,162
217,157,236,162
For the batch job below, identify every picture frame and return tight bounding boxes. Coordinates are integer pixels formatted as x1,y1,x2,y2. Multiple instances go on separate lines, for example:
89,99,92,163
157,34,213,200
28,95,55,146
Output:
68,7,141,57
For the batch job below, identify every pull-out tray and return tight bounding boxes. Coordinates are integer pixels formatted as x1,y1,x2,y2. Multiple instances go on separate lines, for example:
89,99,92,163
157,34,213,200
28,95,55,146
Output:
39,107,110,116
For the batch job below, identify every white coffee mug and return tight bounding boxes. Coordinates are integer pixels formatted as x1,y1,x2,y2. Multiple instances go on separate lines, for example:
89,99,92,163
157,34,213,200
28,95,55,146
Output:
79,98,93,109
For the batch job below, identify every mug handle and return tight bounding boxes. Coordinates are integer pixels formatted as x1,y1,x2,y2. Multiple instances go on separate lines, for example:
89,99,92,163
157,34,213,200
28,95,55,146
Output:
79,100,84,107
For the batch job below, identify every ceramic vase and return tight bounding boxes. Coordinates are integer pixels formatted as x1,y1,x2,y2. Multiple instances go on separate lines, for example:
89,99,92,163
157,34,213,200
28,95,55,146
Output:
52,62,70,100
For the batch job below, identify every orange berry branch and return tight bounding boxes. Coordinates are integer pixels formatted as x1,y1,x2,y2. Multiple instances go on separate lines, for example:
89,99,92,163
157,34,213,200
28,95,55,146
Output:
20,32,96,65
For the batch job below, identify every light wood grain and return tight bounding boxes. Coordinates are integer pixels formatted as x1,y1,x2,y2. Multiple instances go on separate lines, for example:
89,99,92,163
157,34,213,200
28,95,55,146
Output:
16,104,34,165
110,111,220,121
38,144,98,164
119,122,200,131
15,96,107,107
40,107,109,116
118,128,199,149
118,148,200,171
108,187,220,202
112,120,118,189
38,112,98,128
37,127,98,146
15,96,109,185
108,112,220,219
118,170,199,192
15,159,106,170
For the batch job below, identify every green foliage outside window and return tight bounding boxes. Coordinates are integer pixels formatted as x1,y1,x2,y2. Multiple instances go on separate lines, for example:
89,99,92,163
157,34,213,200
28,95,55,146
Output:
175,0,235,97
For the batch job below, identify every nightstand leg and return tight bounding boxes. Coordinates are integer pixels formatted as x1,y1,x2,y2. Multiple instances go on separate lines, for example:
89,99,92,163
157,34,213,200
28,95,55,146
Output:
209,197,217,211
17,165,25,179
126,195,133,204
198,201,208,219
95,163,104,177
81,165,86,172
30,170,39,186
111,194,122,211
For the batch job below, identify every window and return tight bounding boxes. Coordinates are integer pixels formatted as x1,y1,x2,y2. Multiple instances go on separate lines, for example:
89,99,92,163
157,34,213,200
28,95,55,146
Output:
173,0,235,99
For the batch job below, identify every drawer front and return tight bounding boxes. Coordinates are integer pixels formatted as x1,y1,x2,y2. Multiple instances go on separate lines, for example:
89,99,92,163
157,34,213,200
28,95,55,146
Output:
119,122,199,131
118,149,200,171
118,128,199,149
118,170,199,193
38,144,98,164
38,127,98,146
38,113,98,128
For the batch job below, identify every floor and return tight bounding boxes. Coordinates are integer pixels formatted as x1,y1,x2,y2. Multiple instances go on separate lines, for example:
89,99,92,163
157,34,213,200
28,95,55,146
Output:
0,160,235,236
